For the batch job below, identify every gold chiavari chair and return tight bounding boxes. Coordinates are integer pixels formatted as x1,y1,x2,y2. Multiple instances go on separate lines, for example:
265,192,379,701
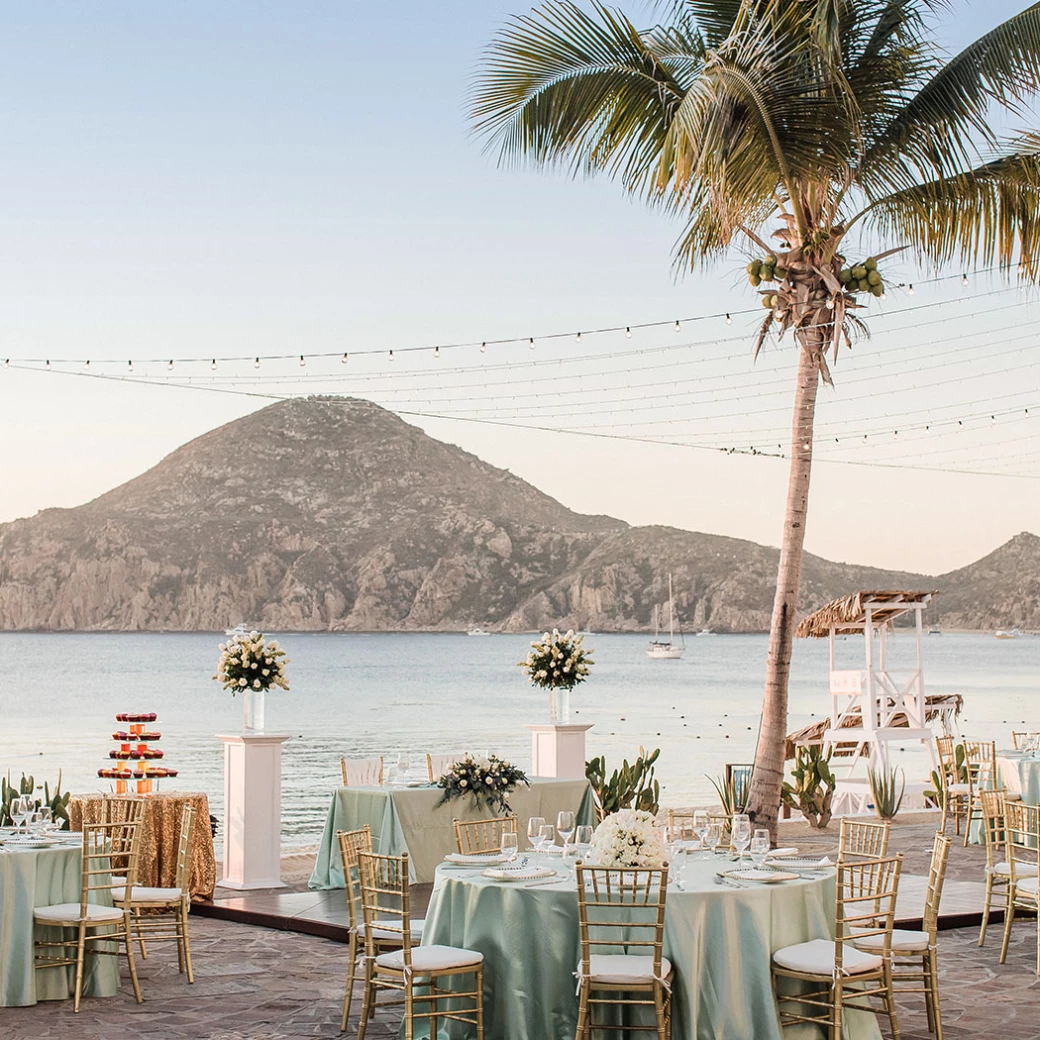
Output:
356,851,483,1040
854,834,950,1039
666,809,697,840
962,740,999,846
773,854,903,1040
336,826,425,1032
426,753,462,782
976,789,1037,947
453,814,518,855
575,863,672,1040
838,818,891,860
999,801,1040,974
101,793,147,824
1011,731,1032,751
340,756,384,786
935,736,971,836
34,820,144,1012
112,804,197,979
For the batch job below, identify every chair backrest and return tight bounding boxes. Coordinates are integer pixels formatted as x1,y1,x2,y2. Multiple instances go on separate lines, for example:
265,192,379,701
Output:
1005,801,1040,885
978,788,1008,866
962,740,996,790
337,826,374,931
935,736,958,780
838,818,891,860
667,809,697,840
1012,731,1030,751
101,794,146,825
84,820,140,914
427,753,462,782
173,804,196,894
725,764,754,811
922,833,951,942
453,814,518,854
340,757,384,787
357,852,414,965
575,864,668,983
834,854,902,971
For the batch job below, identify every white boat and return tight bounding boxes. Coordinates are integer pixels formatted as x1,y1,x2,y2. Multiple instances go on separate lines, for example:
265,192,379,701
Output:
995,628,1022,639
647,575,685,659
467,626,491,636
696,628,713,636
224,623,251,637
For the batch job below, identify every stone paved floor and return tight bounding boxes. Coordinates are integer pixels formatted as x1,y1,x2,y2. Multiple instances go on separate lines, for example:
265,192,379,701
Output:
4,912,1039,1039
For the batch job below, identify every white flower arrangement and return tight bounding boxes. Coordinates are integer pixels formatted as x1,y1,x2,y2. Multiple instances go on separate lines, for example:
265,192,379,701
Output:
435,752,529,814
213,631,289,695
518,628,593,691
585,809,667,868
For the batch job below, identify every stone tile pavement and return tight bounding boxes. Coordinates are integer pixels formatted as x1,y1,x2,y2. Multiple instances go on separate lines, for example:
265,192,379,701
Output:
4,911,1039,1039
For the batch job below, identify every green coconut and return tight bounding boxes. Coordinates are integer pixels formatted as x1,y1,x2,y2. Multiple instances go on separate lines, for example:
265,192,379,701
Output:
867,270,882,286
852,265,867,279
747,260,762,275
839,268,852,283
774,266,788,280
764,253,777,266
864,257,878,271
870,284,884,297
749,274,761,287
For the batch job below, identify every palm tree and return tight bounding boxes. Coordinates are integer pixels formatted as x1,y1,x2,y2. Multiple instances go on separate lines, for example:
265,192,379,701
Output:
472,0,1040,833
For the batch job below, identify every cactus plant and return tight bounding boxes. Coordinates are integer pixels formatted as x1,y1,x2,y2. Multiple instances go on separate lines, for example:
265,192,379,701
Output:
868,765,905,820
781,745,836,829
1,771,70,829
585,747,660,823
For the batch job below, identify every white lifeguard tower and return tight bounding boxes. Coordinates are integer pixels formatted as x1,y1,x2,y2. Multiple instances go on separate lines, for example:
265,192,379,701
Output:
794,590,959,814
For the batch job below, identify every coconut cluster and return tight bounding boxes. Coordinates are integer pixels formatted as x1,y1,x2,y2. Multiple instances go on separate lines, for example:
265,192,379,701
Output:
839,258,885,297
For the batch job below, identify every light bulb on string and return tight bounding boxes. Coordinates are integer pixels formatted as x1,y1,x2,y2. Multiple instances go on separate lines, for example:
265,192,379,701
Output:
167,360,173,370
991,415,996,425
908,284,915,295
341,353,348,364
725,314,732,325
625,327,632,338
674,320,681,332
962,273,969,286
128,360,133,372
45,359,50,370
299,355,306,367
575,332,582,342
254,357,261,369
434,346,440,359
480,342,487,353
84,360,90,369
389,350,395,361
528,337,535,349
210,359,217,370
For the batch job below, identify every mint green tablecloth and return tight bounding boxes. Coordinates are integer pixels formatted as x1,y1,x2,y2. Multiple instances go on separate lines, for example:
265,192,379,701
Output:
309,779,595,888
968,755,1040,844
422,857,882,1040
0,845,121,1007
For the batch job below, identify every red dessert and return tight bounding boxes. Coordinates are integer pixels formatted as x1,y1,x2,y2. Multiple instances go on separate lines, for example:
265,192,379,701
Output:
115,712,158,723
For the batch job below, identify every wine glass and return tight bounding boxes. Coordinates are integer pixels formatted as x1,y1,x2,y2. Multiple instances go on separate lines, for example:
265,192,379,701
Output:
37,807,53,836
539,823,556,852
705,820,723,857
557,811,576,852
528,816,546,851
396,752,411,780
693,811,709,855
11,795,30,830
750,829,770,868
575,825,593,849
732,814,752,863
501,832,519,862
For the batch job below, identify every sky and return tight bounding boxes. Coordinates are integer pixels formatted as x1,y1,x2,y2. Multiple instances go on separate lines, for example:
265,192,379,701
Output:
0,0,1036,576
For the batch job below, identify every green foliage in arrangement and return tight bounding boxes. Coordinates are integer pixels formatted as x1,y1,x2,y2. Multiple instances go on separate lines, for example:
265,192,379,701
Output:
868,765,905,820
1,771,70,829
586,746,660,823
782,746,836,829
519,629,593,691
434,753,530,814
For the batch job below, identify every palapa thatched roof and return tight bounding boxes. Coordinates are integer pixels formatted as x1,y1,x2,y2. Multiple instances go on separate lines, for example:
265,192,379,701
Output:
784,693,963,760
796,590,937,639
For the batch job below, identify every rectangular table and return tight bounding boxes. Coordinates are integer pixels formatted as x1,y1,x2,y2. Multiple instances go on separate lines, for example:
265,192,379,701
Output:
309,778,595,887
0,844,120,1007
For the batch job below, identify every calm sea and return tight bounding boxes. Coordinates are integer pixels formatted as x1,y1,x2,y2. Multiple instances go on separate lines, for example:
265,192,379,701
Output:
0,632,1036,851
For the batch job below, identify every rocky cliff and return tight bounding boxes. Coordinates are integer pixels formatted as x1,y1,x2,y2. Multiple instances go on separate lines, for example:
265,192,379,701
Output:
0,396,1034,632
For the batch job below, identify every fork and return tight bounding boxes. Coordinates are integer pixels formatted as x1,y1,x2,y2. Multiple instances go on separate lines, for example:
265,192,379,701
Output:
714,873,747,889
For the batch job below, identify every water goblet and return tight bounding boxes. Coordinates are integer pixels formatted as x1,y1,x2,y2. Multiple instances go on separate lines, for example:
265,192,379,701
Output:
692,810,709,854
750,829,770,868
705,821,723,857
557,810,576,853
501,832,519,862
12,795,30,830
538,823,556,853
37,807,53,836
575,825,593,850
396,753,411,779
528,816,546,851
732,814,751,863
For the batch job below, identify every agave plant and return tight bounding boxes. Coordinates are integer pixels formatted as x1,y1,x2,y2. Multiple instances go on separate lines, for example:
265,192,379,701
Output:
473,0,1040,833
868,765,906,820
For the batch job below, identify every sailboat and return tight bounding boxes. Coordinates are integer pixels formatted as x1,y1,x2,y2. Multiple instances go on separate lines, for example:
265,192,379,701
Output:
647,574,685,659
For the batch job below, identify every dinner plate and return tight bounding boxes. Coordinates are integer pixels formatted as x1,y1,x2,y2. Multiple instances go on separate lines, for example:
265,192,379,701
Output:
766,847,799,858
725,868,800,883
481,865,556,882
5,839,57,849
764,856,832,870
443,852,509,866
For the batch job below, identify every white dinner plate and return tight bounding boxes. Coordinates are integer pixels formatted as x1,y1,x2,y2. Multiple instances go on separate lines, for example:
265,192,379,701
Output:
725,868,800,883
5,839,57,849
481,865,556,882
764,856,832,870
443,852,509,866
766,847,799,858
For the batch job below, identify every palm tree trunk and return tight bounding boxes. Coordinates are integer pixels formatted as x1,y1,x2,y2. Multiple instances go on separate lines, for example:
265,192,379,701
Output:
745,334,821,838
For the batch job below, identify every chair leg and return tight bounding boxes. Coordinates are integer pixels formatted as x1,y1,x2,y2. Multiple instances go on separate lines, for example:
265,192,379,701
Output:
356,963,374,1040
180,903,194,984
654,981,667,1040
1000,900,1016,964
476,964,485,1040
928,949,943,1040
830,983,843,1040
135,907,148,959
123,916,143,1004
575,982,589,1040
72,922,88,1013
884,964,902,1040
979,875,995,946
403,982,414,1040
340,931,357,1032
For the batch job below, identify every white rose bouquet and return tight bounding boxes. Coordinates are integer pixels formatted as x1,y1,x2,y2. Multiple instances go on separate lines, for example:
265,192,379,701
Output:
586,809,667,868
519,629,593,691
214,631,290,695
435,752,529,814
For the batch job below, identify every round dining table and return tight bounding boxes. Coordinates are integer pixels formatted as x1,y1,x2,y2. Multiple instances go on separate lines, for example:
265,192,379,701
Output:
422,854,882,1040
0,840,120,1007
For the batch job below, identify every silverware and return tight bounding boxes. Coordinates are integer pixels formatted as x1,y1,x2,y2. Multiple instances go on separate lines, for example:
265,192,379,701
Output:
714,873,747,889
524,876,566,888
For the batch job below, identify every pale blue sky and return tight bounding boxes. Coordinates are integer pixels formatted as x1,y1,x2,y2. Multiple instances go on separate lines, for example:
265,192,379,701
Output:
0,1,1036,575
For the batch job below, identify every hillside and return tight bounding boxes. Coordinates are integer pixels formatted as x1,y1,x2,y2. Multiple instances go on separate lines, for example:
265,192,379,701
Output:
0,396,1033,632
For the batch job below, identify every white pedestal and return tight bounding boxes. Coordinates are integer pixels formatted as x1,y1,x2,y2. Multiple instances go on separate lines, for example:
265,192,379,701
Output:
215,732,291,891
526,724,594,779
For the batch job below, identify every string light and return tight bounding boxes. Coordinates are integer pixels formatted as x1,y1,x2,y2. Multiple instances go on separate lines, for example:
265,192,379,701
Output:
576,332,582,342
725,314,732,325
626,327,632,338
529,337,535,349
908,284,915,295
480,342,487,353
962,273,969,286
341,353,348,364
254,357,261,369
299,355,306,367
45,360,50,370
434,346,440,359
84,360,90,368
674,320,681,332
128,360,133,372
167,360,173,370
389,350,394,361
210,359,217,370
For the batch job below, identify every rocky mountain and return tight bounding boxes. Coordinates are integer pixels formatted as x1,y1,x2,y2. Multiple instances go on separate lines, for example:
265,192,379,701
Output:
0,397,1034,632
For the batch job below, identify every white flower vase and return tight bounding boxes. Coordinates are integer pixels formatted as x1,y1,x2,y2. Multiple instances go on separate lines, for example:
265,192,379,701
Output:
549,687,571,724
243,688,265,733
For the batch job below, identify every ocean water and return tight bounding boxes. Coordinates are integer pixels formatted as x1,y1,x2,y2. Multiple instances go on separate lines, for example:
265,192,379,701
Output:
0,631,1036,851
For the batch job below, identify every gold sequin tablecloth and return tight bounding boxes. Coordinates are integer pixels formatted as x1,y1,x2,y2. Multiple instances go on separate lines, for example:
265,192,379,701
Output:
69,791,216,900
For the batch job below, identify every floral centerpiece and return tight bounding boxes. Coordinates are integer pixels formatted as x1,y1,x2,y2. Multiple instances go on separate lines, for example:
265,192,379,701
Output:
435,753,530,814
586,809,667,868
214,631,289,731
518,628,593,722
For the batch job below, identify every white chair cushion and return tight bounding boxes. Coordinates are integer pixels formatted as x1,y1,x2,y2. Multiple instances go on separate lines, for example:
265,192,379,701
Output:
1015,876,1039,896
773,938,882,976
34,902,125,924
946,783,971,793
360,917,425,940
992,861,1039,877
581,955,673,985
375,944,482,972
854,929,930,953
111,885,183,903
